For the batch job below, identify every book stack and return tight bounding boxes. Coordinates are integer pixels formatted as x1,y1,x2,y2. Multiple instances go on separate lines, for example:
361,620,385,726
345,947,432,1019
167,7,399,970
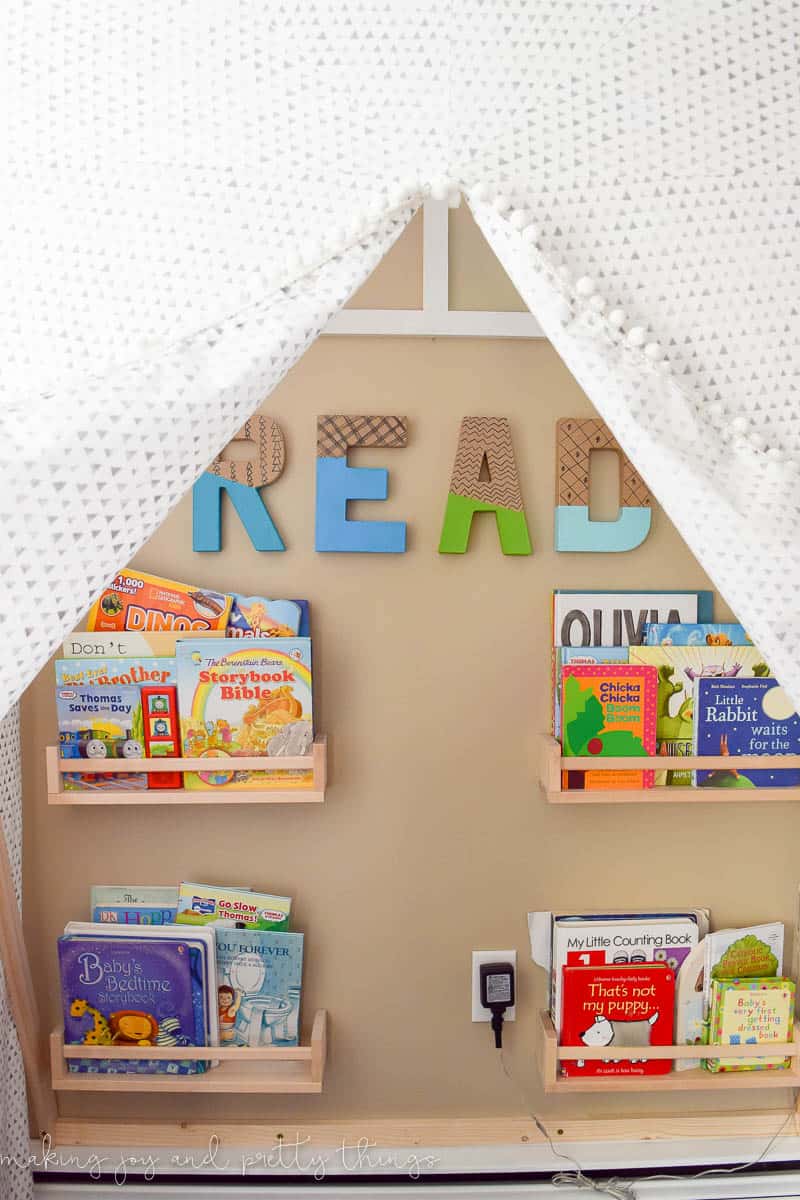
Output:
58,879,304,1073
551,590,796,790
530,908,795,1077
55,570,314,792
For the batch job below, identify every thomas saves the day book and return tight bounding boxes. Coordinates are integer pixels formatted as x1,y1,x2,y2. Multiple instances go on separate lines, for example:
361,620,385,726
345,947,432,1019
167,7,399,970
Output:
560,664,657,790
560,964,675,1077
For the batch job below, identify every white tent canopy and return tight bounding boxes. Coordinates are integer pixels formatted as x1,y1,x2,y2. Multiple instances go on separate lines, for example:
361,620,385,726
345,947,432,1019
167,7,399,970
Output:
1,1,799,1189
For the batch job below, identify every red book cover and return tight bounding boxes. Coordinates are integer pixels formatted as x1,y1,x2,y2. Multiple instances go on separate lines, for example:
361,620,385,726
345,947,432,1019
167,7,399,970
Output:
560,964,675,1077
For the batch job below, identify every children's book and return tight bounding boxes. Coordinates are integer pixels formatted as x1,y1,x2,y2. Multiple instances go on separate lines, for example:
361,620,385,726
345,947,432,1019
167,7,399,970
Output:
560,664,657,790
551,647,629,737
216,930,303,1047
56,686,146,791
628,645,771,786
175,882,291,931
552,591,710,648
705,978,795,1072
226,596,302,638
546,912,701,1037
176,638,313,790
675,922,783,1070
293,601,311,638
90,886,179,926
560,964,675,1077
87,570,232,633
58,935,205,1073
55,657,176,689
64,921,219,1058
644,623,752,647
695,679,800,789
61,631,218,658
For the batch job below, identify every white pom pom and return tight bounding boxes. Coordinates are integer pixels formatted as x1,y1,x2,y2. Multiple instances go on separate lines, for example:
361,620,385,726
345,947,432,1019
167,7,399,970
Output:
707,401,724,418
627,326,647,346
557,264,571,284
447,189,462,209
494,193,511,213
575,276,595,297
644,342,662,360
510,209,530,230
522,224,539,244
607,308,626,328
389,186,408,209
430,176,451,201
731,416,748,434
749,433,765,451
471,180,491,203
768,446,784,462
589,294,606,313
553,298,572,324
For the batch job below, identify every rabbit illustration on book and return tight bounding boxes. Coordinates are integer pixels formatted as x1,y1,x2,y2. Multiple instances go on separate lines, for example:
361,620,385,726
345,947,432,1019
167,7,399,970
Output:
576,1011,659,1068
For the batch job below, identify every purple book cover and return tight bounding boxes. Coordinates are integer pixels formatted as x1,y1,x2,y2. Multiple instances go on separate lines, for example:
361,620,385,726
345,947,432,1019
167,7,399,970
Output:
58,936,201,1074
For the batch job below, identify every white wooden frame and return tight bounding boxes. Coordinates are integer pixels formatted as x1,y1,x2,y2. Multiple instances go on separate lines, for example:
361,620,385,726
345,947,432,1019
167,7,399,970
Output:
324,200,544,338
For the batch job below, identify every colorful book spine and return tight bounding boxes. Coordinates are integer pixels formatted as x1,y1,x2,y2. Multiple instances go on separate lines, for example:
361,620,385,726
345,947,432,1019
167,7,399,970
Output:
560,664,657,790
644,623,752,647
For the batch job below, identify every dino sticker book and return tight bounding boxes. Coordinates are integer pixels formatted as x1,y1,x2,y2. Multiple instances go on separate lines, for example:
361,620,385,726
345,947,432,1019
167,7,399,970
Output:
176,638,313,790
695,679,800,789
58,935,205,1074
628,645,771,786
560,664,657,790
560,964,675,1077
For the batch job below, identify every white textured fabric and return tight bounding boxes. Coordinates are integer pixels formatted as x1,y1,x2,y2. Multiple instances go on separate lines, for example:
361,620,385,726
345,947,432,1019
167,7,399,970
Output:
0,0,799,1168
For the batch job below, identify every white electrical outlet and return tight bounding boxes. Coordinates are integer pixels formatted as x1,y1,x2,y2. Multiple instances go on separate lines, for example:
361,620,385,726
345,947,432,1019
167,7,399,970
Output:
472,949,516,1022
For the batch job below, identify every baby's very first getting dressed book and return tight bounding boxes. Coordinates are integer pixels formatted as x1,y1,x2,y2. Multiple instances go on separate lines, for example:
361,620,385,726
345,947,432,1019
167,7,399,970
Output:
176,638,313,790
705,978,795,1072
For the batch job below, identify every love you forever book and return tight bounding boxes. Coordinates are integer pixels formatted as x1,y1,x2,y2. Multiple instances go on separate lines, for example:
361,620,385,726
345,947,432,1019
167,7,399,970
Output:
560,664,657,790
560,964,675,1077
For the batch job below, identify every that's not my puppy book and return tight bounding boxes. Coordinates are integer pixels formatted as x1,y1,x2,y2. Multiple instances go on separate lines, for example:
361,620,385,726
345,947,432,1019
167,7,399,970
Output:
176,638,313,790
560,664,657,790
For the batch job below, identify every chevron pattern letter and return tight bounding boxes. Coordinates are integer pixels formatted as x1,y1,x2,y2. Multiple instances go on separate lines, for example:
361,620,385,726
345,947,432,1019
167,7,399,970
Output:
439,417,532,556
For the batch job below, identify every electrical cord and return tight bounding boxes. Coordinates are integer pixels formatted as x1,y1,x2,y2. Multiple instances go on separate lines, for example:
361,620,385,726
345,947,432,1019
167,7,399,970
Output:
498,1046,798,1198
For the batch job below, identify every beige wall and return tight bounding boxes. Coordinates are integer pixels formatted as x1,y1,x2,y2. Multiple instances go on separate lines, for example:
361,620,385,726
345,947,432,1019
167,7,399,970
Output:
22,211,799,1127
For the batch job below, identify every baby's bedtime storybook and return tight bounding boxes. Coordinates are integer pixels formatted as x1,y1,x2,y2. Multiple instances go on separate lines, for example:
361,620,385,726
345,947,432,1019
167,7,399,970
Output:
560,664,657,790
176,638,313,790
695,679,800,789
58,936,206,1074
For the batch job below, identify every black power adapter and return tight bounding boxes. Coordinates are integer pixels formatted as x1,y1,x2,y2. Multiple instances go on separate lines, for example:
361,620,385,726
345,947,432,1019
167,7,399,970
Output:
479,961,515,1048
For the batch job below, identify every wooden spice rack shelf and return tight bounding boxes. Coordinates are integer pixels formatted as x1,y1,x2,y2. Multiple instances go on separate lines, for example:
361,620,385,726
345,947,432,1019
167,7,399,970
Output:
50,1009,327,1094
536,1010,800,1093
46,734,327,805
539,734,800,804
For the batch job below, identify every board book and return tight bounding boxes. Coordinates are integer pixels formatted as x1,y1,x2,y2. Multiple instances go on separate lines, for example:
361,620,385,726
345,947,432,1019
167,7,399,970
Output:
675,922,783,1070
216,930,304,1046
706,977,795,1072
226,596,302,638
546,911,701,1037
58,935,206,1074
644,623,752,647
176,638,313,790
175,882,292,931
560,964,675,1077
560,664,657,790
628,645,771,786
552,591,710,648
90,886,179,926
56,686,146,791
551,646,628,737
695,678,800,789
